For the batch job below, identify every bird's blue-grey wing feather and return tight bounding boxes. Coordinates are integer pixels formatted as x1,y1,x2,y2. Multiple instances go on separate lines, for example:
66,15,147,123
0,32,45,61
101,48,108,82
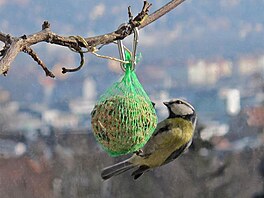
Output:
162,140,192,165
140,120,174,157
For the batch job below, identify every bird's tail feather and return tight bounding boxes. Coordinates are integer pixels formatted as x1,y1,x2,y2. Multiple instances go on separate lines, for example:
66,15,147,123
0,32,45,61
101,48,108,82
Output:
101,160,135,180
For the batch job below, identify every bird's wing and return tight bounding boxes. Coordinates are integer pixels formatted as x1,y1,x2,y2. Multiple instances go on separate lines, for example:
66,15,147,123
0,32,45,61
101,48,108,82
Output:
141,119,182,157
162,140,192,165
131,165,150,180
141,118,194,157
152,119,172,137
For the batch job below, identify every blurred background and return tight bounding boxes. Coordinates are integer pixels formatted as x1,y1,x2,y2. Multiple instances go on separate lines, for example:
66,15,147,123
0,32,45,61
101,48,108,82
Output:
0,0,264,197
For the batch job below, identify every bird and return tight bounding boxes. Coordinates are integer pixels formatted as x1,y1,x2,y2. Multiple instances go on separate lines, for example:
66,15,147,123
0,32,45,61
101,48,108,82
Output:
101,98,197,180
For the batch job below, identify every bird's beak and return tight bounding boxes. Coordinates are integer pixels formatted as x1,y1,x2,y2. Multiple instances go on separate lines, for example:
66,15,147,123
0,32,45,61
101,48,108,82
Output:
163,102,169,107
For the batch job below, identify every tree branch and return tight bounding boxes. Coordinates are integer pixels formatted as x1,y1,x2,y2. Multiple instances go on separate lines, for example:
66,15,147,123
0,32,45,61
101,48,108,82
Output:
22,46,55,78
140,0,186,29
0,32,7,42
0,0,186,77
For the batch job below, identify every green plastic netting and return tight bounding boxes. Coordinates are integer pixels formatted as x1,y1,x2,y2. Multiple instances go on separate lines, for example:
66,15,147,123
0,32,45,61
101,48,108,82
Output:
91,51,157,156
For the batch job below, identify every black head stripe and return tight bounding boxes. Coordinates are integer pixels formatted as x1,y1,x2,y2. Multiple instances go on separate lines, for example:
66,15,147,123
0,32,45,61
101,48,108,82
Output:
168,111,196,124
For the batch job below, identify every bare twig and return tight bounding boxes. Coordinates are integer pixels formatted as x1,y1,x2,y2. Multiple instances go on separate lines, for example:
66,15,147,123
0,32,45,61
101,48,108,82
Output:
0,32,7,42
128,6,133,21
62,52,85,74
140,0,186,28
0,0,186,77
22,46,55,78
131,1,152,27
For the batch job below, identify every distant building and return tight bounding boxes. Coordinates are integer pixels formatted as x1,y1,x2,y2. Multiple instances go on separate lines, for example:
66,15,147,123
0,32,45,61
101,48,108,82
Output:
82,77,97,101
42,110,79,129
38,76,55,106
238,54,264,76
69,77,97,116
188,59,232,86
0,139,26,159
0,89,11,104
226,89,241,116
246,106,264,127
219,88,241,116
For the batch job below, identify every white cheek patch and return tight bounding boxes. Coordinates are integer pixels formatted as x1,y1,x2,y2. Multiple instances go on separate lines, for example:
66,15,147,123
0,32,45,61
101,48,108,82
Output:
171,104,194,116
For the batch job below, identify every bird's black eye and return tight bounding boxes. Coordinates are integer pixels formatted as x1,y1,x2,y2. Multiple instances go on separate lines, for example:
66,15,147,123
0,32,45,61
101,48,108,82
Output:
176,100,183,104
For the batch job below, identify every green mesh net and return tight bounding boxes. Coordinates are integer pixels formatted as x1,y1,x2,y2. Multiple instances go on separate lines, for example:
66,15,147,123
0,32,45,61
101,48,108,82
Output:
91,51,157,156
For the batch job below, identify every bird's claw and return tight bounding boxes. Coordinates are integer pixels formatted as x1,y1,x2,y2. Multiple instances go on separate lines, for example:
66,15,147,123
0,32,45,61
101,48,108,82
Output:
134,149,144,156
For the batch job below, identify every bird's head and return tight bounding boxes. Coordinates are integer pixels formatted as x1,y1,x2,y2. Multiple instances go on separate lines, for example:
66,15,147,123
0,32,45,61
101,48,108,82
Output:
163,99,196,124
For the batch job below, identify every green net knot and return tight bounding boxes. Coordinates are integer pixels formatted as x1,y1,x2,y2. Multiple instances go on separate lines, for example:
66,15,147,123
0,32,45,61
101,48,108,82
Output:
122,50,142,71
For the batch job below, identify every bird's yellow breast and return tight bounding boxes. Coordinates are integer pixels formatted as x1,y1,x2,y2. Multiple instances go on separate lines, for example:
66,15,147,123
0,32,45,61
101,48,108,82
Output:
130,118,194,168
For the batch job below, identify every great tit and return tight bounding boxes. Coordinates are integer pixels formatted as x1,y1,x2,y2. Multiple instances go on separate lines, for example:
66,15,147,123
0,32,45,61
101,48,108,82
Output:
101,98,197,180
